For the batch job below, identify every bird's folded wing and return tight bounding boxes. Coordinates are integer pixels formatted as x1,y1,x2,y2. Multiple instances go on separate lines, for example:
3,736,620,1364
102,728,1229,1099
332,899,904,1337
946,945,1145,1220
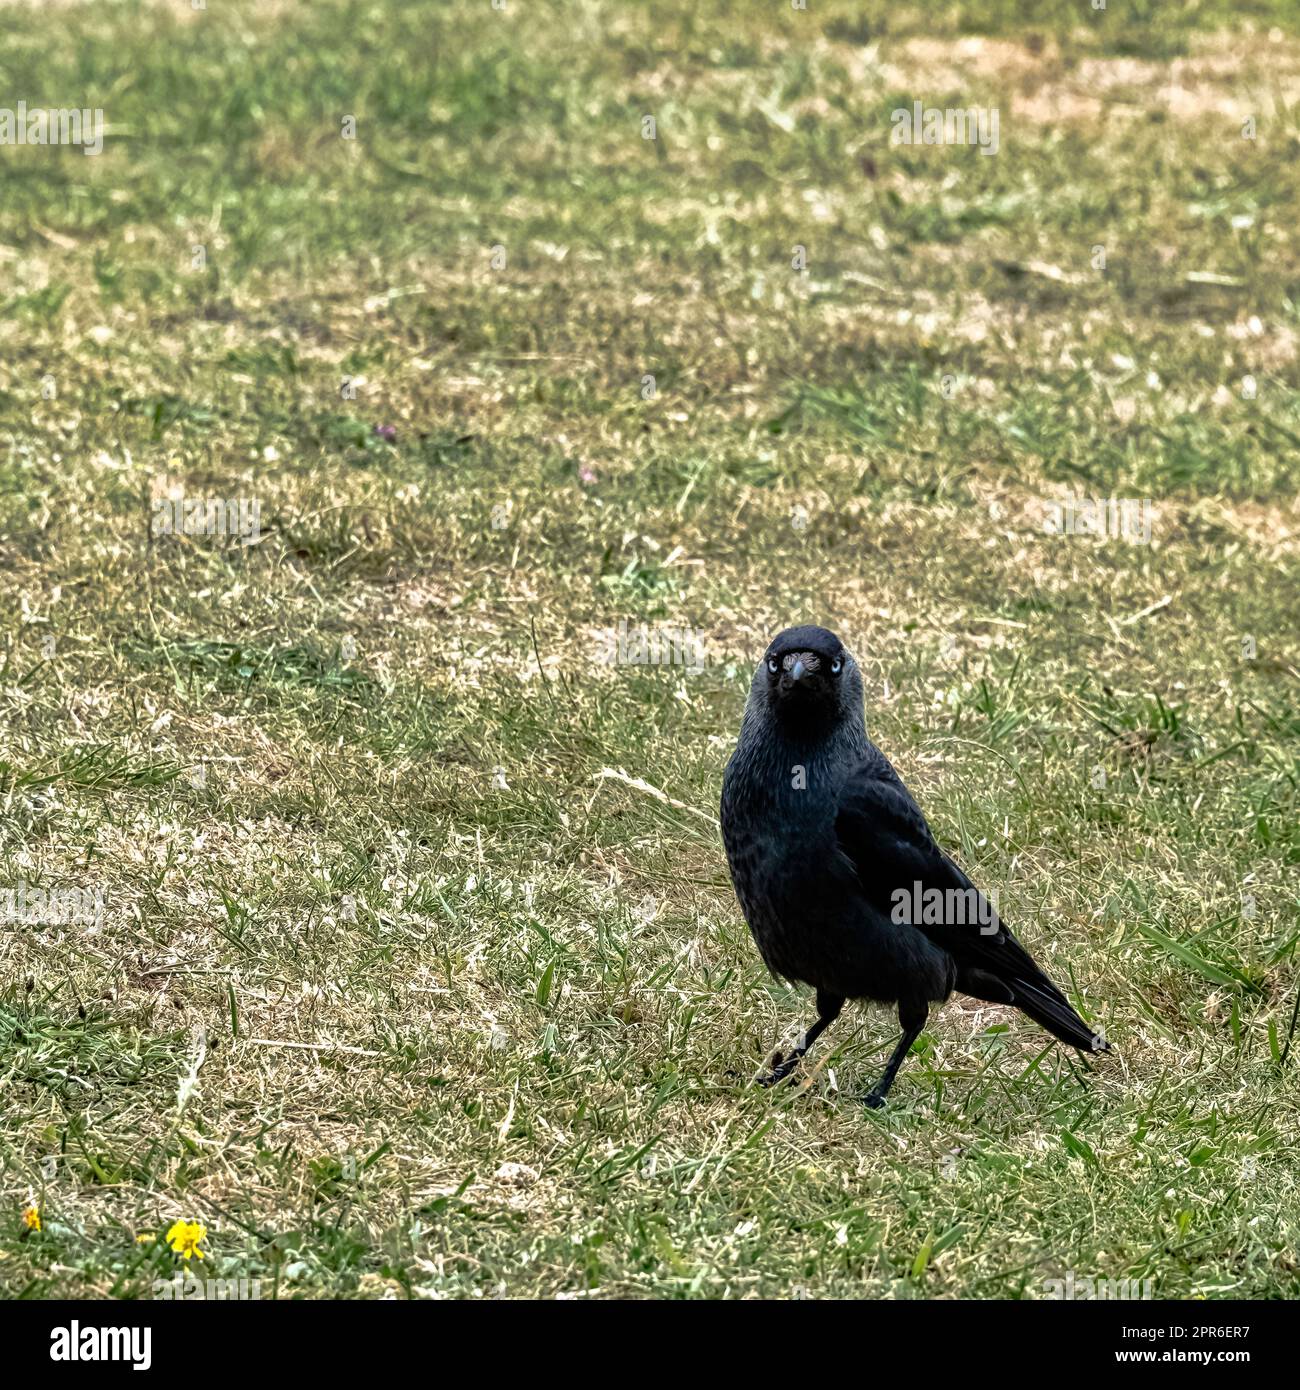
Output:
833,763,1045,982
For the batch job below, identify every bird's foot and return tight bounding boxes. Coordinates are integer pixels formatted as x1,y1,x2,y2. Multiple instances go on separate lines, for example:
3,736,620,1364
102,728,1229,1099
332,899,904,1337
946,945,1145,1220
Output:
862,1091,887,1110
758,1052,801,1087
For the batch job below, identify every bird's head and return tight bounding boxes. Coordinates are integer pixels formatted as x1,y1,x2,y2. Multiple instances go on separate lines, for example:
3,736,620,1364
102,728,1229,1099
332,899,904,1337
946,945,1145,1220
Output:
754,624,862,733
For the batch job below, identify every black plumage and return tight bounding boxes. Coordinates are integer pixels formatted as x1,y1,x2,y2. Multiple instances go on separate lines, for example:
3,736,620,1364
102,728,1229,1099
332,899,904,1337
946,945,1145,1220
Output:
720,624,1108,1107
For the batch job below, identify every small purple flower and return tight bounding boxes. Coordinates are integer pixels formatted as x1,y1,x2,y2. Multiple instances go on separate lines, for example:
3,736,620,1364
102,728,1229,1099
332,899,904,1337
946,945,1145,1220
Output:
373,424,397,443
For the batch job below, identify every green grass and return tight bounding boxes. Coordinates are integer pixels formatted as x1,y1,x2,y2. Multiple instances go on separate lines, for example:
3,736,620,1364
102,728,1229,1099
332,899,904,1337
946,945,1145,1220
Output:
1,0,1298,1299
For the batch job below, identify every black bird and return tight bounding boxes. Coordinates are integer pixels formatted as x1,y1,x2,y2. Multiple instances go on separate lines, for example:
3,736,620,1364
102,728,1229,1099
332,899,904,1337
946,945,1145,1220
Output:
721,624,1107,1107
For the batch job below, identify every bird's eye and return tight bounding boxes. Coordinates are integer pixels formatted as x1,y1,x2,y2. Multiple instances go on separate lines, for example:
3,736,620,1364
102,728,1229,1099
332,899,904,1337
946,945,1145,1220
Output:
767,657,779,674
830,658,843,675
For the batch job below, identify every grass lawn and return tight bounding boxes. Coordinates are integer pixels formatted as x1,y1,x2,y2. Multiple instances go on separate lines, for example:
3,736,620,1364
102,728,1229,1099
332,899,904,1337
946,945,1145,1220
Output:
1,0,1298,1299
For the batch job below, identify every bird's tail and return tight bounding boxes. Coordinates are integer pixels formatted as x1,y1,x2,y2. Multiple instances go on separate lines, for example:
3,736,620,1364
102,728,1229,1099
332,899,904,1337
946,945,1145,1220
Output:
960,963,1107,1053
1006,973,1107,1053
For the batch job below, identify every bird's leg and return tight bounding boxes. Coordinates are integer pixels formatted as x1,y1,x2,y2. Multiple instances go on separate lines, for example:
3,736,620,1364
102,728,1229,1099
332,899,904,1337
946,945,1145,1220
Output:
761,991,844,1087
863,1001,928,1109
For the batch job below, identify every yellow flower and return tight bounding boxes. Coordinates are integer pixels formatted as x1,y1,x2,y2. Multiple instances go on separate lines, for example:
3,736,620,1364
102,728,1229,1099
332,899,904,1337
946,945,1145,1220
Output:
165,1219,207,1260
23,1206,41,1232
135,1232,156,1245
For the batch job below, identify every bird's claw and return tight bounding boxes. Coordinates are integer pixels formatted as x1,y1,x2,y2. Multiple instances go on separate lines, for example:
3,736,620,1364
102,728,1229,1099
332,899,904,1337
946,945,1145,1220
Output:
862,1091,886,1110
758,1052,800,1087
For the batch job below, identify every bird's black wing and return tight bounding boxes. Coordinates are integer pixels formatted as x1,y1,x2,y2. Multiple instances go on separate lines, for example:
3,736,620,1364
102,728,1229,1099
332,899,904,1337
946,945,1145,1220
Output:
834,761,1057,987
834,760,1103,1050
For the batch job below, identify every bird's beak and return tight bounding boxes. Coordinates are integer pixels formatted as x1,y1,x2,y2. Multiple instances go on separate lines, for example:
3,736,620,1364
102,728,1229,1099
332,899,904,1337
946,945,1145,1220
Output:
790,659,806,682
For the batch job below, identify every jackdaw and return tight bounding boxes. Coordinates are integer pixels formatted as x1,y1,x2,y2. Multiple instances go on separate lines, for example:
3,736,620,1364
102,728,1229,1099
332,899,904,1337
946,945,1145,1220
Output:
721,624,1107,1107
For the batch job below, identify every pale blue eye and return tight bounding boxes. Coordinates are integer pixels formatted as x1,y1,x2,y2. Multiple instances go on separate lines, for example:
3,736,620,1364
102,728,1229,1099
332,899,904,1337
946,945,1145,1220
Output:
767,658,779,674
831,658,842,675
